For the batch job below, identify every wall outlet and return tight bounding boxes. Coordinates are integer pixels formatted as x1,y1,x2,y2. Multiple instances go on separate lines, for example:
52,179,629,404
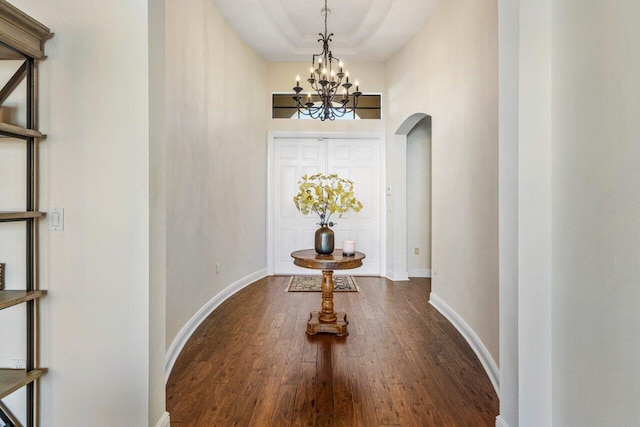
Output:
414,247,419,255
11,359,25,370
0,262,4,290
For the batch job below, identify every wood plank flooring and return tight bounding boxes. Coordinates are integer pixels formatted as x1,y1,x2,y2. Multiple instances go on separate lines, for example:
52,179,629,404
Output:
167,276,498,426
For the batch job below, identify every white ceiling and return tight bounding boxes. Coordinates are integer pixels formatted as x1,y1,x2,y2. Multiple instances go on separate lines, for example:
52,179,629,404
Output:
211,0,442,62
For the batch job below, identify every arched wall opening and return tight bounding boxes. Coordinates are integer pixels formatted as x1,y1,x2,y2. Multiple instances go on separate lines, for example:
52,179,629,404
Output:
388,112,432,281
406,116,432,277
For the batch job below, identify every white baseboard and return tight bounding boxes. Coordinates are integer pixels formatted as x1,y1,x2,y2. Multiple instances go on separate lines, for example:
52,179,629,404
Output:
154,412,170,427
165,268,268,381
429,293,500,396
385,269,410,281
495,415,510,427
408,268,431,278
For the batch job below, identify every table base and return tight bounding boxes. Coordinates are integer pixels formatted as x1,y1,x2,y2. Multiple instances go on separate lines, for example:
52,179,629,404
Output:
306,311,348,337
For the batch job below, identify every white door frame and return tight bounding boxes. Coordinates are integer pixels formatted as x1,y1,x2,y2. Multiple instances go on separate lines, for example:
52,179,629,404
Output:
267,131,386,277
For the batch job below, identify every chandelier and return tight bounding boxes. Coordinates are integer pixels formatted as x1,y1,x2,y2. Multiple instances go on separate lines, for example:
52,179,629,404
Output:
292,0,362,121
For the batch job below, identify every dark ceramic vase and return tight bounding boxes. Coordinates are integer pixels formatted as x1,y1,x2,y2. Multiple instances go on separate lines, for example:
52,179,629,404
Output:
314,224,334,254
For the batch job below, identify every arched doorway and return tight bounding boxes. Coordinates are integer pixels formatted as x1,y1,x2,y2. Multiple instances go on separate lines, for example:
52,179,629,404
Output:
387,112,432,280
406,116,432,278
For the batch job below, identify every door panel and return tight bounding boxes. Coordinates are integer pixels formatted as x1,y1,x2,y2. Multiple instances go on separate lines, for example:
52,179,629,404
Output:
327,139,380,275
273,137,381,275
273,138,326,274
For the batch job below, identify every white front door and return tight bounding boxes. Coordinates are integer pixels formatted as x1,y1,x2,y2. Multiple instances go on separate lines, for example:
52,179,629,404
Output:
271,136,382,275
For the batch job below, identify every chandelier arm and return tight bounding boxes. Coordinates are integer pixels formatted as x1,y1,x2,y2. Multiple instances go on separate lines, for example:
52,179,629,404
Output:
293,0,363,121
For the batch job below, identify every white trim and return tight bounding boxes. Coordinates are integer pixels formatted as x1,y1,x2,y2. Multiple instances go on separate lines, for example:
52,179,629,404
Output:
429,292,500,395
495,415,510,427
165,269,267,381
385,269,410,281
408,268,431,278
267,131,387,277
154,412,171,427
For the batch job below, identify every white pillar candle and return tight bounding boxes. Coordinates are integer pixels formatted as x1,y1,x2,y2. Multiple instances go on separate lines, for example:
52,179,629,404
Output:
342,240,355,256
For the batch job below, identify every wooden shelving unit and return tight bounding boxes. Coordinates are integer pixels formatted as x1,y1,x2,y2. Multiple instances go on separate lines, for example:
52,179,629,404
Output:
0,1,51,426
0,212,45,222
0,370,47,401
0,291,47,311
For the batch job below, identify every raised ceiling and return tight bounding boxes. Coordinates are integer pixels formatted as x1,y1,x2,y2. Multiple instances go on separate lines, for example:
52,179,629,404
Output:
211,0,442,62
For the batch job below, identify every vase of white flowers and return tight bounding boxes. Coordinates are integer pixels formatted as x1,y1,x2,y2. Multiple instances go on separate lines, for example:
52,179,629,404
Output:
293,173,363,254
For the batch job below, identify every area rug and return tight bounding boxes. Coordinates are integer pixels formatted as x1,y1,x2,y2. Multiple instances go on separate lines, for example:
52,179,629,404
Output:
286,275,359,292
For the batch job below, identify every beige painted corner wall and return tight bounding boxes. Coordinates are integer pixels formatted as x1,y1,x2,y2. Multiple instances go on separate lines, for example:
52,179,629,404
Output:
9,0,152,425
148,0,168,424
386,0,499,362
164,0,269,347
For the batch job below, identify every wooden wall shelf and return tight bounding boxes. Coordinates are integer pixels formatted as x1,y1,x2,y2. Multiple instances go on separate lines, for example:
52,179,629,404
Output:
0,211,45,221
0,369,48,400
0,290,47,310
0,122,45,139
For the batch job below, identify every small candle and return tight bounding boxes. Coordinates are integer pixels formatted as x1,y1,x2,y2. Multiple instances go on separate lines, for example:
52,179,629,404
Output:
342,240,355,256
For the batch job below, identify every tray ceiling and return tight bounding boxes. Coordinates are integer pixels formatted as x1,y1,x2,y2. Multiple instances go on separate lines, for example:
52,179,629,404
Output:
211,0,441,62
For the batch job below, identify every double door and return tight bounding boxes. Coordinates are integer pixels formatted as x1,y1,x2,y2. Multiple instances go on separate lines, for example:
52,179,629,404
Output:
271,137,381,275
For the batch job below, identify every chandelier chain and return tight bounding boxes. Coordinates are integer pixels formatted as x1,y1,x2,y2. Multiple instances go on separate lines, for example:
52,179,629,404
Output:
291,0,362,121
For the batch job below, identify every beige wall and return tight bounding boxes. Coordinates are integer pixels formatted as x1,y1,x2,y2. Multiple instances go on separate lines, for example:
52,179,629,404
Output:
148,0,168,424
9,0,152,425
164,0,269,348
550,0,640,424
386,0,499,364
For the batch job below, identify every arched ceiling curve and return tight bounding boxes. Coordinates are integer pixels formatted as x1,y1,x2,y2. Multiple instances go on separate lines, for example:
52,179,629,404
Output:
211,0,441,62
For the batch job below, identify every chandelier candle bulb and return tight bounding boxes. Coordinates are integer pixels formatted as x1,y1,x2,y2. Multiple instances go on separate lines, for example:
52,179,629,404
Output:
290,0,363,120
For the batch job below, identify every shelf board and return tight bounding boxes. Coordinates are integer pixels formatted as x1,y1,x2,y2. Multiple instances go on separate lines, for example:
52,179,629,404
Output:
0,368,47,399
0,290,46,310
0,211,45,221
0,122,45,139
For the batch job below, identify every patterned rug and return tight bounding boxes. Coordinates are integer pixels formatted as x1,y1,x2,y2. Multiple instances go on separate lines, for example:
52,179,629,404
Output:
286,275,359,292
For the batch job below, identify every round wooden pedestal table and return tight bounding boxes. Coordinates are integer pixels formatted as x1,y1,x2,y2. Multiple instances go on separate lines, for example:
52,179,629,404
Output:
290,249,365,337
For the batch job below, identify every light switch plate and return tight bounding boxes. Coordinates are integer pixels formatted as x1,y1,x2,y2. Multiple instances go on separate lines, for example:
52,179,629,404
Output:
49,207,64,231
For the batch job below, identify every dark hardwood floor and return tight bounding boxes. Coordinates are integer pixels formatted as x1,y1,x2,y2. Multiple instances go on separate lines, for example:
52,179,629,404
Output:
167,276,498,426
